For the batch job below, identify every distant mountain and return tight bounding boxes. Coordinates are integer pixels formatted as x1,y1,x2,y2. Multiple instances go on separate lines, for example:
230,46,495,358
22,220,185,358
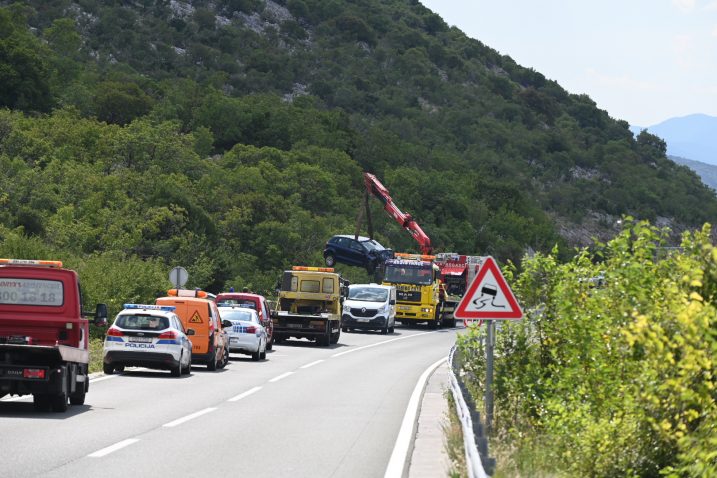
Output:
669,155,717,192
631,114,717,165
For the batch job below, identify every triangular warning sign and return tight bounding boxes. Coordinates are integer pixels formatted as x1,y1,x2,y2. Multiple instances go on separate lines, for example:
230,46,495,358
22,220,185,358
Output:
454,256,522,321
188,311,203,323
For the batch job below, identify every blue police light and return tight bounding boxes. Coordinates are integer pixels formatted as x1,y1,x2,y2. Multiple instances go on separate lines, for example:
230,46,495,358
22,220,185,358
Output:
122,304,176,311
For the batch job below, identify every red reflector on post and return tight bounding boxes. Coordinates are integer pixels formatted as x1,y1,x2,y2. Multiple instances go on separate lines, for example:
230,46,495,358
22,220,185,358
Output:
23,368,46,379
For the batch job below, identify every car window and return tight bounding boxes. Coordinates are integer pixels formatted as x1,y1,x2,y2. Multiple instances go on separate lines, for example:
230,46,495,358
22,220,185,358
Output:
220,308,258,323
300,280,320,293
349,241,365,252
348,287,388,302
116,314,168,330
217,298,257,309
361,240,383,252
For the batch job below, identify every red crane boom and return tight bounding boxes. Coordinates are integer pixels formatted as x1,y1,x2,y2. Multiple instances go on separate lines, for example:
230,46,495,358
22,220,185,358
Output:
361,172,433,255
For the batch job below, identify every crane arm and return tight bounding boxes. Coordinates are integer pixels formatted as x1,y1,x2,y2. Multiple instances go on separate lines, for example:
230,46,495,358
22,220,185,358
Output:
362,172,432,255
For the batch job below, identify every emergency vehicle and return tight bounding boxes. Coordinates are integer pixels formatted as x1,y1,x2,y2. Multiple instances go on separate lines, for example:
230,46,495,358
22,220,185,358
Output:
103,304,194,377
0,258,107,412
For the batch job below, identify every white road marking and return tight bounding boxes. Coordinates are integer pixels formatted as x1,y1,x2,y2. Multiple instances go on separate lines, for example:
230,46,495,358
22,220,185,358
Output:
89,374,119,384
299,360,324,369
384,357,447,478
163,407,217,428
228,386,262,402
88,438,140,458
268,372,294,382
331,331,436,358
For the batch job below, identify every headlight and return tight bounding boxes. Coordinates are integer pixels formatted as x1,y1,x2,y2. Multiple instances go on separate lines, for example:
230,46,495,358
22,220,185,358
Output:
421,308,431,313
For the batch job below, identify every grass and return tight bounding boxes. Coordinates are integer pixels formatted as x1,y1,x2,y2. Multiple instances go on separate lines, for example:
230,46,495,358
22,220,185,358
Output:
89,337,104,373
444,390,468,478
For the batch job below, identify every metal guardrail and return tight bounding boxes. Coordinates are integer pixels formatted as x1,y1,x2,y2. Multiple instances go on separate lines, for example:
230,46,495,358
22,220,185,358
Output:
448,344,495,477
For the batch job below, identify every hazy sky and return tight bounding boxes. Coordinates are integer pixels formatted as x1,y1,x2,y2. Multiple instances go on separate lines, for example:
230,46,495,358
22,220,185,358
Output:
420,0,717,127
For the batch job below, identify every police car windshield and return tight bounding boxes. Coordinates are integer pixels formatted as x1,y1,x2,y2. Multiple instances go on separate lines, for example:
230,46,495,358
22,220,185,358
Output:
116,314,169,330
219,308,258,323
348,287,388,302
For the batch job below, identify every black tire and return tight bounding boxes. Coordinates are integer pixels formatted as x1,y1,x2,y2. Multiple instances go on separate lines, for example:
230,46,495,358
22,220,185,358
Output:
274,335,285,344
389,326,395,333
218,347,229,369
381,324,388,334
266,336,273,351
69,389,86,405
33,394,51,412
251,349,260,361
51,393,68,413
341,326,348,333
170,362,181,377
103,363,114,375
206,346,217,371
260,344,267,360
182,353,191,375
330,329,340,344
324,253,336,267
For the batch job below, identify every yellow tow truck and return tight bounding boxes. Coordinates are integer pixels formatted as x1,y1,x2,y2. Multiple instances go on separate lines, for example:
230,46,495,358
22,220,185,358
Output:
381,253,444,328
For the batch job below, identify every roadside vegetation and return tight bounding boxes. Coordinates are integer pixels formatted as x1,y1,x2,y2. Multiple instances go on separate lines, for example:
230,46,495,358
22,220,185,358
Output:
444,391,468,478
458,219,717,477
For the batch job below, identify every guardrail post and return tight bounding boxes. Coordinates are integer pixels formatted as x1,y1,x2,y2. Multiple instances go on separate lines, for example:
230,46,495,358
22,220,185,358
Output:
485,320,495,434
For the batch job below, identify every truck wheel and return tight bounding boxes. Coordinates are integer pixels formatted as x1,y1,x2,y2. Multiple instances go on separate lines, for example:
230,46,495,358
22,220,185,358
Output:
341,326,348,333
69,389,86,405
324,253,336,267
330,329,340,344
51,392,68,413
33,394,51,412
103,363,114,375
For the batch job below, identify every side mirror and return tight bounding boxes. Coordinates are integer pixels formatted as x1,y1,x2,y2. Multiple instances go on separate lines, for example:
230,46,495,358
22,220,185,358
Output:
94,303,108,327
222,320,233,329
186,328,196,336
389,299,396,305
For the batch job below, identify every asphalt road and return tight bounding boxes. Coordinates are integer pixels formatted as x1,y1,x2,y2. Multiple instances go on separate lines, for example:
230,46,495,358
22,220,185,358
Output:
0,325,462,478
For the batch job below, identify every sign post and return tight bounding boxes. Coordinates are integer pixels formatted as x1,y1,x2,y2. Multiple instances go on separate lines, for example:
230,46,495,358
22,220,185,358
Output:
169,266,188,289
453,256,523,434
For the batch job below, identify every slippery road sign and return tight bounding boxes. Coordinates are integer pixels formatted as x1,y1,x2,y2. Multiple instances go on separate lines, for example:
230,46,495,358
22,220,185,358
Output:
454,256,522,321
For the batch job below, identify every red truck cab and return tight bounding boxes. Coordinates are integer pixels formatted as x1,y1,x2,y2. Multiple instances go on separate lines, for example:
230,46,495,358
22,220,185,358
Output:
0,259,107,412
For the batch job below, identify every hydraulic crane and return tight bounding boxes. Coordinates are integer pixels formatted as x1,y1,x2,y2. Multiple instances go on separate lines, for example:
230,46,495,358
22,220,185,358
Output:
355,172,433,255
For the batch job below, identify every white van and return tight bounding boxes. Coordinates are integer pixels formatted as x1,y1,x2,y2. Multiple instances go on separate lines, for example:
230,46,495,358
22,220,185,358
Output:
341,284,396,334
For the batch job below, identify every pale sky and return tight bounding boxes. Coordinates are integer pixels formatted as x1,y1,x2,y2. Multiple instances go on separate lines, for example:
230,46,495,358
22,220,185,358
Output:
420,0,717,127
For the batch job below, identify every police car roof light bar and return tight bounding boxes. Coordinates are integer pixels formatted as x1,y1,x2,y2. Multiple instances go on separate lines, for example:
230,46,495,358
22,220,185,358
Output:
123,304,176,311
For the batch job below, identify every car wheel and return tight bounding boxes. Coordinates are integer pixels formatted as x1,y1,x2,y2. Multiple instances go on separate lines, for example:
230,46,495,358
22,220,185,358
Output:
170,362,181,377
260,341,267,360
206,346,218,371
389,326,395,333
324,253,336,267
341,326,348,333
381,324,388,334
251,349,260,361
103,363,113,375
182,352,191,374
266,336,273,351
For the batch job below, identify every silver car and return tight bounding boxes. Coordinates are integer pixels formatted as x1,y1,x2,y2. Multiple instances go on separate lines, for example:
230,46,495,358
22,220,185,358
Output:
218,306,267,361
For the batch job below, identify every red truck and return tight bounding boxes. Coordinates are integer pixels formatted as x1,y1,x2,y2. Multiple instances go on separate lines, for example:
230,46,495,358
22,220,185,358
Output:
434,253,484,326
0,258,107,412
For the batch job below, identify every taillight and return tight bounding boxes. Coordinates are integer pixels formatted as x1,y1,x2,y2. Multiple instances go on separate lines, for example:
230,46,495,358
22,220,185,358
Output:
244,326,257,334
158,330,178,339
106,327,124,337
23,368,46,379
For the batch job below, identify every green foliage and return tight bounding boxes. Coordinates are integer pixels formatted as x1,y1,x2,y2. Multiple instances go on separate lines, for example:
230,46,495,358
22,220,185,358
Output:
460,220,717,477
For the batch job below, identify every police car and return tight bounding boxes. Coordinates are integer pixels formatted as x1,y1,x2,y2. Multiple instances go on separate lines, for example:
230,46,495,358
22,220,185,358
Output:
103,304,194,377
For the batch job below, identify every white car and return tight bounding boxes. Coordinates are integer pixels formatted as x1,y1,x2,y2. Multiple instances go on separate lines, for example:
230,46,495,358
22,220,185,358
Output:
103,304,194,376
218,306,267,361
341,284,396,334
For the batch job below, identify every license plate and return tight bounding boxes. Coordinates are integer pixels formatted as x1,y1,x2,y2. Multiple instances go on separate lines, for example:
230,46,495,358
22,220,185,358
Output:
357,318,370,322
230,338,239,343
128,336,153,343
286,323,303,328
399,306,411,310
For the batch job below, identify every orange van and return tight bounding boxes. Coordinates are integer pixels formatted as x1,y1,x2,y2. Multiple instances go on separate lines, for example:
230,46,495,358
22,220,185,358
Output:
156,289,229,371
